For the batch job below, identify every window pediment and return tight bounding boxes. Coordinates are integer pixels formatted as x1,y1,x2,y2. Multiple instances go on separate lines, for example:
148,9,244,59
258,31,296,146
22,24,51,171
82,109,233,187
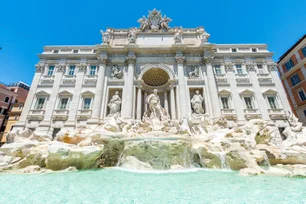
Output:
35,90,50,96
58,90,73,96
263,89,277,95
240,89,254,95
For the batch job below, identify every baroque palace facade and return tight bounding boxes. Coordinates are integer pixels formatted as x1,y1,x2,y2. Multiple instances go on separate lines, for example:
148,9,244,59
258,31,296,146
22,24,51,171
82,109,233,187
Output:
14,9,291,135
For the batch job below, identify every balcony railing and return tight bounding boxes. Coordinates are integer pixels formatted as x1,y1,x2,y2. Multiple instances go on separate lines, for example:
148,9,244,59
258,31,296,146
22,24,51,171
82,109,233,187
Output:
76,109,92,120
243,108,261,119
52,110,69,121
257,73,273,84
236,74,251,84
215,74,228,84
27,110,45,120
221,109,237,120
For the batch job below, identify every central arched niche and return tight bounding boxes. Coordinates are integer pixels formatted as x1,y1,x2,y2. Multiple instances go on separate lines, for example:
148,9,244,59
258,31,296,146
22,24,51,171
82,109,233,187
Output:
142,68,170,87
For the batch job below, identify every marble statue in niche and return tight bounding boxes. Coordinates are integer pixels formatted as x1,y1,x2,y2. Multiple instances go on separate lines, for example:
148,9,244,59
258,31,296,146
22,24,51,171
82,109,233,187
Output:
190,90,204,114
107,91,122,117
143,89,169,121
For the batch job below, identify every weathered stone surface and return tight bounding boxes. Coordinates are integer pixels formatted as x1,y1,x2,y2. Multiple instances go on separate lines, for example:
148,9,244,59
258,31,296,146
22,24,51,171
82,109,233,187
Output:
100,139,125,167
120,156,153,171
119,140,193,170
45,142,103,170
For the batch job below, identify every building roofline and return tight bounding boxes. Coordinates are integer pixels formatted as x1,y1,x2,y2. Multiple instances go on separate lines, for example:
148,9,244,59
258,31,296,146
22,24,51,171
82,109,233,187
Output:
278,34,306,63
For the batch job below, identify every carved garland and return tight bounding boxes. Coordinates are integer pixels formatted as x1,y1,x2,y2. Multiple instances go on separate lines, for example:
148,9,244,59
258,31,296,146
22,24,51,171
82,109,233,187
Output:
224,63,234,72
267,63,277,71
246,63,256,71
35,64,45,73
56,64,66,72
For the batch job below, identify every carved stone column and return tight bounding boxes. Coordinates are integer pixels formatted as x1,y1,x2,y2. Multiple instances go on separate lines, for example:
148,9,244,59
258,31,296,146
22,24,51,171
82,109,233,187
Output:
202,55,221,119
144,91,148,112
88,57,108,124
164,90,169,114
124,54,136,118
175,56,188,117
170,86,176,120
136,86,142,120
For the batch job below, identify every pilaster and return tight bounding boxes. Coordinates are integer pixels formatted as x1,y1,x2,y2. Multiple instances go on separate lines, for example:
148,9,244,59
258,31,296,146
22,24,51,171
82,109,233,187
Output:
87,57,109,124
175,55,188,117
202,55,221,119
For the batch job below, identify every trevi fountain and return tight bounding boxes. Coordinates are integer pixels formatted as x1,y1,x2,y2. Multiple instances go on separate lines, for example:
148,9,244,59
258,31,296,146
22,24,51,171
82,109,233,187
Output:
1,9,306,204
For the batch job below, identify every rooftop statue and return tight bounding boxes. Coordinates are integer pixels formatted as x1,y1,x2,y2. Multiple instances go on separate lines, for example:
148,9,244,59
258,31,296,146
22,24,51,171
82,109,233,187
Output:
138,9,172,32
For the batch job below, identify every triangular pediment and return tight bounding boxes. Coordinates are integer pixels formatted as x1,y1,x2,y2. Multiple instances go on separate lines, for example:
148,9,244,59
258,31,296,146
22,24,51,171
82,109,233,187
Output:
218,89,232,95
263,89,277,95
58,90,73,96
81,90,95,96
240,89,254,95
35,90,50,96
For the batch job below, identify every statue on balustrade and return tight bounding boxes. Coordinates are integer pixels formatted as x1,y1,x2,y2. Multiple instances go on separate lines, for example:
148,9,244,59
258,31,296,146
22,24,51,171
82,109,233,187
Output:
190,90,204,114
143,89,169,121
107,91,122,117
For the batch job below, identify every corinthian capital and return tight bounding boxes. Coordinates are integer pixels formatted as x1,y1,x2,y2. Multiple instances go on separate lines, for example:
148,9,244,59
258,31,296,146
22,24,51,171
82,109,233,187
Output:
55,64,66,72
201,56,214,66
125,56,136,65
77,63,87,72
98,57,110,66
267,62,277,71
224,63,234,72
35,64,45,73
175,56,186,64
246,63,255,71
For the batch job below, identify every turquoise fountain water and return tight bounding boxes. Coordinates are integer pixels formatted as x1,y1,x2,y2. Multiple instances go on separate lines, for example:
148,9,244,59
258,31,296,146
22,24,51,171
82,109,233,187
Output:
0,168,305,204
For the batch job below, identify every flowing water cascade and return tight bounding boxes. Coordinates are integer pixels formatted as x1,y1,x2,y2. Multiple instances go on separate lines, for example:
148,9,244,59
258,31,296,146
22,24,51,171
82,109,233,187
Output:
261,153,271,170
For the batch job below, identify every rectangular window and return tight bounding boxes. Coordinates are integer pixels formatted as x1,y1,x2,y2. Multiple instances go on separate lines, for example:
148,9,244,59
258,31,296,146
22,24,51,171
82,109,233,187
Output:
303,110,306,117
18,105,22,110
221,97,229,109
83,98,92,110
90,66,96,75
4,97,10,103
236,64,243,74
244,97,253,109
298,90,306,101
285,59,295,71
290,74,301,86
232,48,237,52
35,98,45,110
53,50,59,53
73,50,78,53
58,98,69,110
302,47,306,58
252,48,257,52
267,96,277,109
68,66,75,76
257,64,264,74
214,65,221,74
47,66,55,75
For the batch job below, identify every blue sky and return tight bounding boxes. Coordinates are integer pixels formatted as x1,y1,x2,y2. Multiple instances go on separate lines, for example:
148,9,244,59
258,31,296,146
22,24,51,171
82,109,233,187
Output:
0,0,305,85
